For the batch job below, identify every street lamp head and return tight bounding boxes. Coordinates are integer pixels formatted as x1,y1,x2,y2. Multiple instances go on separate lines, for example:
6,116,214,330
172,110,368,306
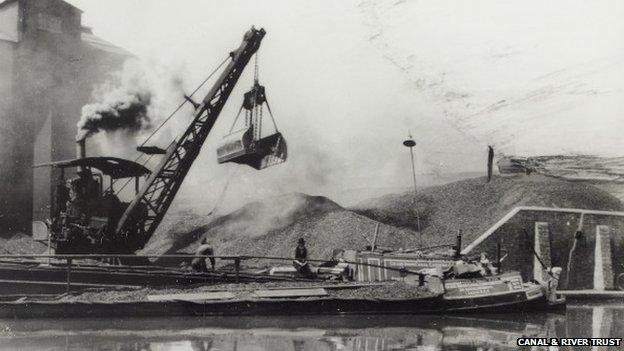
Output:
403,139,416,148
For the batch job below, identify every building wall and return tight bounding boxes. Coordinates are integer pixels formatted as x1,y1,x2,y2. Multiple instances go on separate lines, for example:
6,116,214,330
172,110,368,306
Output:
0,0,128,236
469,209,624,290
0,0,19,42
0,37,20,234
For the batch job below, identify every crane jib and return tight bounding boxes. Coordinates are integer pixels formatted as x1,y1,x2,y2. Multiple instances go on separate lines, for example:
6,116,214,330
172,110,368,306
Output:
114,27,266,251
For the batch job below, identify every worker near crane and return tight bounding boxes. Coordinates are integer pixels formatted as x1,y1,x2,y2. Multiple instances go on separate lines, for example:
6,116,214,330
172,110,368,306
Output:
192,238,216,272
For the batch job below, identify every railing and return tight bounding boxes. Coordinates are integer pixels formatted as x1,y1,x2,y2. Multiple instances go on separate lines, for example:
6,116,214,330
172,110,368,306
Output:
0,253,437,294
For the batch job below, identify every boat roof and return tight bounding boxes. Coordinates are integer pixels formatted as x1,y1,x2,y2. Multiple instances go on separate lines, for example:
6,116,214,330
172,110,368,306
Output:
33,157,151,179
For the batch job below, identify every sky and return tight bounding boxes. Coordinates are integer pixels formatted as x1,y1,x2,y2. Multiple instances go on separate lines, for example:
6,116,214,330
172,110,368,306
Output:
65,0,624,210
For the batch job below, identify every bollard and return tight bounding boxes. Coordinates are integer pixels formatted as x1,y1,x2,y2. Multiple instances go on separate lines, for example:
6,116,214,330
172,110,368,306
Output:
66,258,73,294
235,258,241,283
454,230,462,259
496,240,503,273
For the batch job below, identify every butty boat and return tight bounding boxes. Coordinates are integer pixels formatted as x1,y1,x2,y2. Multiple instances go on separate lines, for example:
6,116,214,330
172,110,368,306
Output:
0,250,563,318
256,248,565,313
0,229,564,318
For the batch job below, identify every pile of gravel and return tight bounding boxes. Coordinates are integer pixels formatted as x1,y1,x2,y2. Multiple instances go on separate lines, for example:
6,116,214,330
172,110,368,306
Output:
0,233,48,255
330,282,431,299
60,281,433,302
144,193,421,265
351,174,624,247
140,175,622,266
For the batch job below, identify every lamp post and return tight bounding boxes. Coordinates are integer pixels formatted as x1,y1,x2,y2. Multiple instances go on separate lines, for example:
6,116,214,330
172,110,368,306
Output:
403,133,422,244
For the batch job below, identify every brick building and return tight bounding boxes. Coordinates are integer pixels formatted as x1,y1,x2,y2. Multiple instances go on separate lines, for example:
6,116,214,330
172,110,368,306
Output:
0,0,130,235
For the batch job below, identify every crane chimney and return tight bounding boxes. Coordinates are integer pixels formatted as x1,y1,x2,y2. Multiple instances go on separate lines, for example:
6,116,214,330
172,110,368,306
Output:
76,138,86,173
76,139,86,159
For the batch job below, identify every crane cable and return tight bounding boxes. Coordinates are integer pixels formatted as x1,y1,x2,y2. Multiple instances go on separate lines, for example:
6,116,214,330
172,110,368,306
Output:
114,56,231,192
255,51,279,133
226,52,280,135
206,165,237,216
264,97,279,133
226,52,260,134
140,55,231,148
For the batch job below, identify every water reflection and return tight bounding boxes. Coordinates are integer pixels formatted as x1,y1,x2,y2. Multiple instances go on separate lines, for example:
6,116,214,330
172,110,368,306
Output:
0,303,622,351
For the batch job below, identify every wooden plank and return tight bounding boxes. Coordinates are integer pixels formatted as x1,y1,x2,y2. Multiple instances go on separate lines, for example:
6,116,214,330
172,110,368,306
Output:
559,290,624,297
147,291,235,302
264,283,386,290
253,288,328,298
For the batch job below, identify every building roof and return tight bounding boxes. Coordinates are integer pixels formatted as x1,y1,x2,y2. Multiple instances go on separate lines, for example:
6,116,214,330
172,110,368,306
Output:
0,0,82,13
0,0,132,56
0,0,17,9
81,32,133,57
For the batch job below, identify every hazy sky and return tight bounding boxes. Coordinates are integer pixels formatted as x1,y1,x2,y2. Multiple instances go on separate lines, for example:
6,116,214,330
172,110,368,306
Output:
65,0,624,209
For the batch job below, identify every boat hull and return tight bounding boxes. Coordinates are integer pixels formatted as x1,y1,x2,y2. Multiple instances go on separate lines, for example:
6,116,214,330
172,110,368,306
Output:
0,261,286,295
0,292,563,319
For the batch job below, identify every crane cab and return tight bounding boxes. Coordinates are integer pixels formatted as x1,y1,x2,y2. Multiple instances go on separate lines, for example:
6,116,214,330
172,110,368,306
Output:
33,155,151,254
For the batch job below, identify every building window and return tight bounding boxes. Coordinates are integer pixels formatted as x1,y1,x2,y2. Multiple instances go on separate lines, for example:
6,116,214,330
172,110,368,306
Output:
37,13,63,33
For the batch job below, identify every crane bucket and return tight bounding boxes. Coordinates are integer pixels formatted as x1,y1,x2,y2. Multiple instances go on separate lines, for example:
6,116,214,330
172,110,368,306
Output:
217,129,287,170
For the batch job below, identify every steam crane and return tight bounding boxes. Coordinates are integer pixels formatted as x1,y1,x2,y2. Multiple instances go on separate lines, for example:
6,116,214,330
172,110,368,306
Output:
35,27,286,257
114,27,267,254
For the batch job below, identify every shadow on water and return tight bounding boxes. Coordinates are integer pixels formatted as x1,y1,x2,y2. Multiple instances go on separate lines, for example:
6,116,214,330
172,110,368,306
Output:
0,302,622,350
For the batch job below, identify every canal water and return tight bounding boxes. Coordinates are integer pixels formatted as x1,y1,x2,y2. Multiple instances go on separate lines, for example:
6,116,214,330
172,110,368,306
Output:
0,302,622,350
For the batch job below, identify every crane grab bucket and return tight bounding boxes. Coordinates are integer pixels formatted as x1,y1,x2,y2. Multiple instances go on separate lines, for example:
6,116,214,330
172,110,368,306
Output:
217,128,287,170
216,74,286,170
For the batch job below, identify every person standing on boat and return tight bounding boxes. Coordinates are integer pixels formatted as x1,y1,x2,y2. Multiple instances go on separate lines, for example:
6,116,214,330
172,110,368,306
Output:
192,238,216,272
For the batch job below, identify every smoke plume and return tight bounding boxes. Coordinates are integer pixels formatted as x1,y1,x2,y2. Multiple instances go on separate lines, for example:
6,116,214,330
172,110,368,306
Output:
75,59,190,156
76,88,152,141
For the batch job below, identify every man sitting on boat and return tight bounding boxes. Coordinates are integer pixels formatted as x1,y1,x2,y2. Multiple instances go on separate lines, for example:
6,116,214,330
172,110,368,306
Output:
444,253,497,279
479,252,497,276
293,238,314,277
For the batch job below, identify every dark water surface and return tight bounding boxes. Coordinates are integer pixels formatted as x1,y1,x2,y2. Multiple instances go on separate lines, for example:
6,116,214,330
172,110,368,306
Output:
0,302,622,350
